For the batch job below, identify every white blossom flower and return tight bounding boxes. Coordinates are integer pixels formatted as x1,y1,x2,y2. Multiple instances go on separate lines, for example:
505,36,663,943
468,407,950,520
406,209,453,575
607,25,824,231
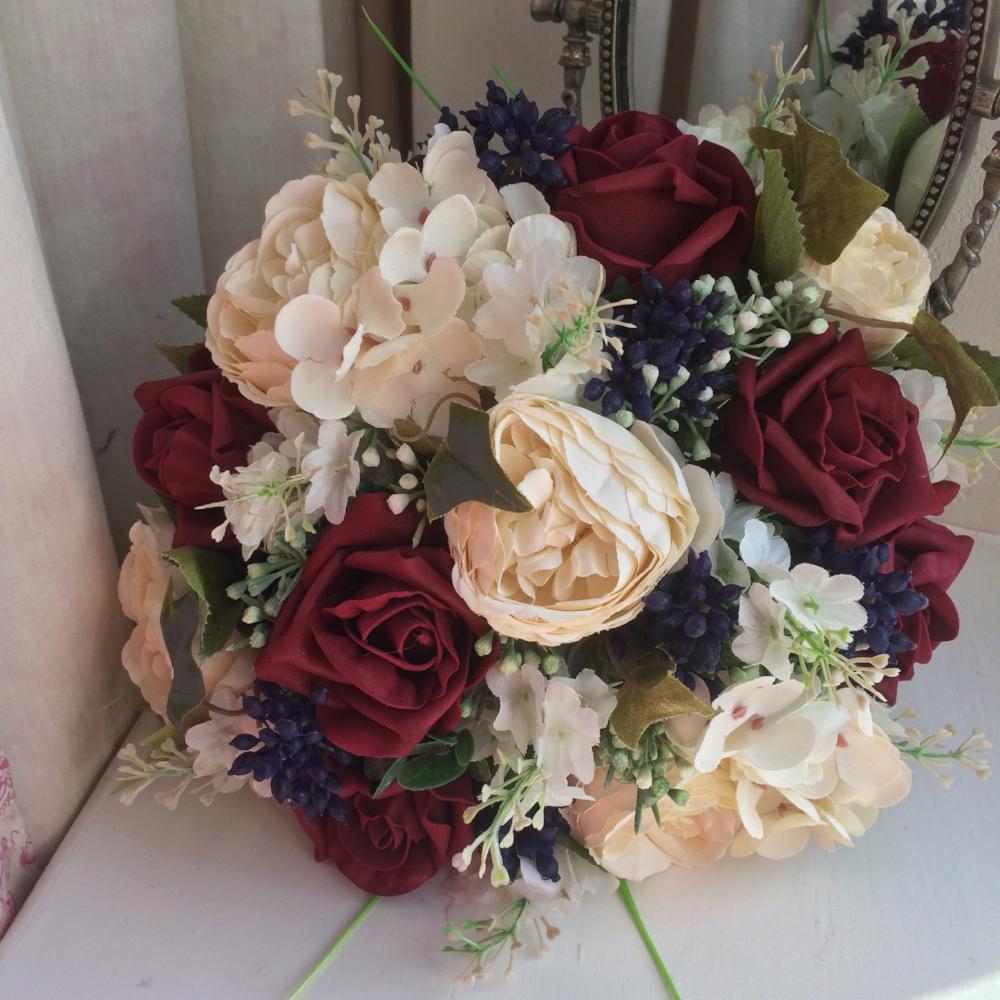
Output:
769,563,866,634
891,368,969,484
301,420,363,525
678,104,756,168
714,472,761,541
738,518,791,577
732,582,794,679
486,663,546,754
558,668,617,728
536,679,601,805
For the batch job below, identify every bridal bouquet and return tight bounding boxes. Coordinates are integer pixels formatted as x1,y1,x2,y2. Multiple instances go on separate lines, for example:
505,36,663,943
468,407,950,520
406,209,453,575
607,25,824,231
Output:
115,7,992,994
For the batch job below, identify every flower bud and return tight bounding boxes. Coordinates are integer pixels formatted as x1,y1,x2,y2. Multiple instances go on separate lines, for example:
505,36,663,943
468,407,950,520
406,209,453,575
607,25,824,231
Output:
361,447,380,468
764,329,791,348
395,443,418,468
613,409,635,429
387,493,413,515
541,653,563,676
474,631,495,657
737,310,759,333
808,317,829,334
775,279,794,299
398,472,419,492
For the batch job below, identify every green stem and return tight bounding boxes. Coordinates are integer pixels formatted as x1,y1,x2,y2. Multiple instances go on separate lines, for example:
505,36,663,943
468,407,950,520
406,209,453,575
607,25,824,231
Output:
617,880,683,1000
362,6,442,111
492,62,518,94
289,895,381,999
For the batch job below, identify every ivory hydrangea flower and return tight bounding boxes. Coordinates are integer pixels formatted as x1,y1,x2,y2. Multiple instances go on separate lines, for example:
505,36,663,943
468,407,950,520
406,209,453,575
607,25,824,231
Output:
206,172,385,406
444,396,703,645
568,769,739,881
800,205,931,356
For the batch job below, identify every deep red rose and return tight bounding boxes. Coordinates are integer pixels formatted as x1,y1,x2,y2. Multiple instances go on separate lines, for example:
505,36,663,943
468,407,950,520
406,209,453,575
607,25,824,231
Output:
550,111,756,288
877,518,974,704
133,364,274,548
256,493,495,758
719,328,955,545
298,770,475,896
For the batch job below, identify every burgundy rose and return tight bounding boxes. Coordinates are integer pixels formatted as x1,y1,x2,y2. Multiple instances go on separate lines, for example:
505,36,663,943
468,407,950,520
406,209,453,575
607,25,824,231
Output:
877,518,973,704
133,362,274,548
298,769,474,896
256,493,495,758
550,111,756,288
719,328,955,546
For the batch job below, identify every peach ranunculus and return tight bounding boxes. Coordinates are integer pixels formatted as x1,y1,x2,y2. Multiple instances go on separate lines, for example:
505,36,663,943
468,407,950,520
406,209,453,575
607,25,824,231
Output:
444,396,705,645
568,768,739,881
206,172,385,407
119,505,258,719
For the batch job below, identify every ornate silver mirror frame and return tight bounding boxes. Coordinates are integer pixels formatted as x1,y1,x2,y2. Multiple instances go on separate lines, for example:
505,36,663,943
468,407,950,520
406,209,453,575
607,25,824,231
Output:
531,0,1000,319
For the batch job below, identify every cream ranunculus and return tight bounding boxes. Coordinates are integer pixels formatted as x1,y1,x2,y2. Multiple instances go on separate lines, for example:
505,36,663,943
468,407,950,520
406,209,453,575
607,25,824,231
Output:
443,396,701,645
206,172,384,406
568,769,739,881
800,205,931,356
119,505,260,720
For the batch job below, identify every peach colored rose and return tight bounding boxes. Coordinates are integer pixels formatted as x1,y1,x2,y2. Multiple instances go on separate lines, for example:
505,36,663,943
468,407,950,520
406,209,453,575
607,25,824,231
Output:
206,172,384,406
444,396,701,645
119,506,257,719
568,768,738,881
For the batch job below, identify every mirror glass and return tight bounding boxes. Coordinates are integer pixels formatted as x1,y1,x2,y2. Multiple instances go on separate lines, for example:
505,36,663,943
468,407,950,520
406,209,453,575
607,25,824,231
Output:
617,0,979,236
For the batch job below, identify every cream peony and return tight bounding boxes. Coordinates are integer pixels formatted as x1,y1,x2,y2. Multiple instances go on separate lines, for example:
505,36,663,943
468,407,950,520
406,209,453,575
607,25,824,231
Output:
800,205,930,356
206,172,384,406
444,396,702,645
568,769,739,881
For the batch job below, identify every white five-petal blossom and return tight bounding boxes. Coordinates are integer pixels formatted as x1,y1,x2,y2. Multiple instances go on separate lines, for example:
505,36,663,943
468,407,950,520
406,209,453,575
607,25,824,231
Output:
738,518,791,578
537,679,601,806
732,582,794,679
769,563,867,634
486,663,546,755
301,420,364,525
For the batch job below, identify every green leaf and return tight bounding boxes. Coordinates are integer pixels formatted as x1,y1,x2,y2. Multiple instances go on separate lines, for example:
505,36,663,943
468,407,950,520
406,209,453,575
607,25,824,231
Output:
885,95,930,207
395,750,468,791
373,758,406,798
162,547,243,658
453,728,474,768
160,590,206,727
610,663,714,751
908,310,1000,449
423,404,532,521
171,294,210,328
750,149,804,283
959,342,1000,400
749,109,887,264
153,341,206,374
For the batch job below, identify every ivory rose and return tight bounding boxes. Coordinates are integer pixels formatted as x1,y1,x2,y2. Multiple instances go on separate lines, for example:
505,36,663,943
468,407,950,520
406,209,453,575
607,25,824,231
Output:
568,769,739,881
444,396,702,645
800,206,931,356
206,172,384,406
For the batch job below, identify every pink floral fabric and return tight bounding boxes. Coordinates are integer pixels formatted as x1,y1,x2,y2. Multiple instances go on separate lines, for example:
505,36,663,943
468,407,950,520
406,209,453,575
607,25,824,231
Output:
0,747,37,938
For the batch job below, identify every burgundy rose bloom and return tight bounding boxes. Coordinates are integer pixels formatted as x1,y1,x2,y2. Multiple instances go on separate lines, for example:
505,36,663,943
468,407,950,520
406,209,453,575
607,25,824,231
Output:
877,518,974,704
133,363,274,548
298,769,474,896
550,111,756,288
719,328,955,546
256,493,496,758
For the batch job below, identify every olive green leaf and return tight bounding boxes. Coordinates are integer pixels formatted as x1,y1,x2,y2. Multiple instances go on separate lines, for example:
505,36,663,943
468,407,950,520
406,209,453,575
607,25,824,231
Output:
958,342,1000,400
750,149,804,283
749,109,887,264
907,310,999,449
373,729,475,796
423,404,532,521
610,663,714,751
160,590,207,727
153,341,206,374
170,294,210,328
885,95,930,206
162,547,244,658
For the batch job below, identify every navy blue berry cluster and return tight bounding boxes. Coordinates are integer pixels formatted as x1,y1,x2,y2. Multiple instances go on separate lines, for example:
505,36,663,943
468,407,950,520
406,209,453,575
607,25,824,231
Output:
835,0,968,69
440,81,576,193
229,682,352,822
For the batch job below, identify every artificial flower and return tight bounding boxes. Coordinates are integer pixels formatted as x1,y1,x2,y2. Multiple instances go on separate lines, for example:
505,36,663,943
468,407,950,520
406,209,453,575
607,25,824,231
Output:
256,493,497,758
738,518,791,576
769,562,867,634
891,368,957,484
732,582,794,679
301,419,363,525
300,767,476,896
720,328,954,546
132,363,275,548
486,662,546,754
568,769,739,881
677,103,756,167
445,395,701,645
551,111,757,288
535,679,601,804
800,206,931,356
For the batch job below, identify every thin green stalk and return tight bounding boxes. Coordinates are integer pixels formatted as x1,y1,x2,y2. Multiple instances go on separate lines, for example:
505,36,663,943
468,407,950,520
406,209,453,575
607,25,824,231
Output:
362,6,442,111
492,62,518,94
289,895,381,999
617,880,683,1000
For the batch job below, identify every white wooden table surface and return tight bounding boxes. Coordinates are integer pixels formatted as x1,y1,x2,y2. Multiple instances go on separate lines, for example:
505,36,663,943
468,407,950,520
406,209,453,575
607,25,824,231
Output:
1,531,999,1000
